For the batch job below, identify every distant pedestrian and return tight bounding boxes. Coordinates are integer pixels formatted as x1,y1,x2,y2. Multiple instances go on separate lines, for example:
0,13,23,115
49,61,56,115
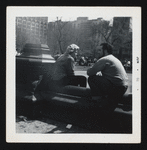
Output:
93,58,97,63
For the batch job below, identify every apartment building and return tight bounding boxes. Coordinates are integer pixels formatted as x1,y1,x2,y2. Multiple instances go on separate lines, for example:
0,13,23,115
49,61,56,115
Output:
47,17,105,57
16,17,48,51
112,17,132,60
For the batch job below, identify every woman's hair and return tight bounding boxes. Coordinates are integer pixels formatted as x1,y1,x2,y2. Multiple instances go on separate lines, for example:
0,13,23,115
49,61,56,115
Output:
66,44,79,54
100,43,113,54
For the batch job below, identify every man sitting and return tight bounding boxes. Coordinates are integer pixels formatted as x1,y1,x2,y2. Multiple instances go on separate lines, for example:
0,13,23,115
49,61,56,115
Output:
87,43,128,110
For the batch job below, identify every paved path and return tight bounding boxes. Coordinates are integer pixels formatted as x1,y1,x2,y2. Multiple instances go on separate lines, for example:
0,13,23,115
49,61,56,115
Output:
16,116,91,133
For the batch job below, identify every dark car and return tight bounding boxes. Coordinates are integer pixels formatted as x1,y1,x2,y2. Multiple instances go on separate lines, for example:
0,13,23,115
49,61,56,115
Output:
16,43,132,133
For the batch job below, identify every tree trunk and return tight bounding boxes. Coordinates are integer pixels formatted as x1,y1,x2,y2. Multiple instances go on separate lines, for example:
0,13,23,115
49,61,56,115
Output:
58,40,63,54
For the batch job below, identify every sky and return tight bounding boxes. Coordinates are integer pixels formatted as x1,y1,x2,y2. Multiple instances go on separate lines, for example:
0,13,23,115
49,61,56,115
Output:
47,7,114,22
47,15,113,22
9,6,137,23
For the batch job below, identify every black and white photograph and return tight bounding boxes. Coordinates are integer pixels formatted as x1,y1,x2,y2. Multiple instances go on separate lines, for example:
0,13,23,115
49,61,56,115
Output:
6,7,141,143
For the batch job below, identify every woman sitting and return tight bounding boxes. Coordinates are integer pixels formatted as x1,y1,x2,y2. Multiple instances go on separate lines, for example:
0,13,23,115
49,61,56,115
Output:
51,44,87,88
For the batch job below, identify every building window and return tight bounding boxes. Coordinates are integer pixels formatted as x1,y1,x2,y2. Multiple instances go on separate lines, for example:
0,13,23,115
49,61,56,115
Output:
22,28,26,33
27,21,31,26
17,23,22,28
23,20,26,24
17,18,22,23
36,23,39,28
16,27,21,33
36,30,39,35
27,25,30,30
28,17,31,21
23,24,26,29
32,17,35,21
32,22,35,27
23,17,27,20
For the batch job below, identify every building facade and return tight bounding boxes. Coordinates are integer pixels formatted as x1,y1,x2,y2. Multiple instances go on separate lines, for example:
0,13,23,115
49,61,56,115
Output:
47,17,105,57
112,17,132,61
16,17,48,52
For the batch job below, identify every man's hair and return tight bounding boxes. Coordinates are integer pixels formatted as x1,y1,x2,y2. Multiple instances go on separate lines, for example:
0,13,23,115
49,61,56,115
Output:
100,43,113,54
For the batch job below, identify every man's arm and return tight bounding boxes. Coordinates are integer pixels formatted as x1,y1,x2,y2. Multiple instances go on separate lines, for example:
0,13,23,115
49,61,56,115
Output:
87,59,105,76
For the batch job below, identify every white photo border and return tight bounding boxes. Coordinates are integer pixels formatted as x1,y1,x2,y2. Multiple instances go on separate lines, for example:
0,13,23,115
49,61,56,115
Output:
6,6,141,143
